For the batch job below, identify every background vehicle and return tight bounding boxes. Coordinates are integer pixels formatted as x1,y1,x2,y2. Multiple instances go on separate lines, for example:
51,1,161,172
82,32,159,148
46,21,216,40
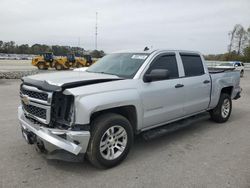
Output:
207,61,245,77
19,50,241,168
31,52,55,70
54,54,87,70
83,55,94,66
233,61,244,77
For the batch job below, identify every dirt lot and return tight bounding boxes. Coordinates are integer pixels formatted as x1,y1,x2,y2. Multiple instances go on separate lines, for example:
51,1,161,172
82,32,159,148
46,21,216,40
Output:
0,72,250,188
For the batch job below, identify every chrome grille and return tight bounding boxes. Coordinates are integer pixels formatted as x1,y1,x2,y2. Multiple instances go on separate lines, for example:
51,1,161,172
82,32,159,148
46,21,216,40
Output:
22,102,46,119
20,85,52,124
21,87,48,101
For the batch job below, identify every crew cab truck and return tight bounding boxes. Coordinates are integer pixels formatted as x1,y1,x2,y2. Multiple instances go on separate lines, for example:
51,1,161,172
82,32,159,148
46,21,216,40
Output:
18,50,241,168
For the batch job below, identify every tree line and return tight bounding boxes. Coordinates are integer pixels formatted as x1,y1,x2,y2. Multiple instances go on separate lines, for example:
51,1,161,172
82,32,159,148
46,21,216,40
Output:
0,41,105,58
205,24,250,62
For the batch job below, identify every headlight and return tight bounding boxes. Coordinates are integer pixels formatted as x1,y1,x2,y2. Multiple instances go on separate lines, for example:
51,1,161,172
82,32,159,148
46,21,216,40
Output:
51,93,75,127
67,101,75,125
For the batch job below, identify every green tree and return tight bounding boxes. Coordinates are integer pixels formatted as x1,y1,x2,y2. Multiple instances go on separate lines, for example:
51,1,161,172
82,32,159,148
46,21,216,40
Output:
90,50,105,58
243,46,250,62
0,40,3,51
18,44,30,54
0,40,104,58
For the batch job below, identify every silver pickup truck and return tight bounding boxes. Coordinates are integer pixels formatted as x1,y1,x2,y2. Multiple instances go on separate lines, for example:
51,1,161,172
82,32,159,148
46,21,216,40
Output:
18,50,241,168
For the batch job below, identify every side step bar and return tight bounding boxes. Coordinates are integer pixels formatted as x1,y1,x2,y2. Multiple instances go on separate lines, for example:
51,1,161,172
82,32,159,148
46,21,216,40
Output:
142,112,210,140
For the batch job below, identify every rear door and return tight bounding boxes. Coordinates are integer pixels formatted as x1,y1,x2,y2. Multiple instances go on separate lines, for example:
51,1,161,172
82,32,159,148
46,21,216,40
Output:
179,53,211,116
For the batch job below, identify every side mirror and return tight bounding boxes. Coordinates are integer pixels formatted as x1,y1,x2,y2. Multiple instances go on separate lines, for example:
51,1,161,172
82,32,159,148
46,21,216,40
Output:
143,69,170,82
235,64,238,67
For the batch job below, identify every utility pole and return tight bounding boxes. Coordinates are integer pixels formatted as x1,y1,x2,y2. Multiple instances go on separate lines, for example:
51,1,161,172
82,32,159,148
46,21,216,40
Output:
95,12,98,50
78,37,80,47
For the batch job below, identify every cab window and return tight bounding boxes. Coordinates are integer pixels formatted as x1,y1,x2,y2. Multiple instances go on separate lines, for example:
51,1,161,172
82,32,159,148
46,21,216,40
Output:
180,54,204,77
147,55,179,79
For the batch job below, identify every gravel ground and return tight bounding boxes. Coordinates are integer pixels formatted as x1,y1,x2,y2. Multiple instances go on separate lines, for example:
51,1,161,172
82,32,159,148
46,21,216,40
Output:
0,70,41,79
0,60,57,79
0,60,34,70
0,72,250,188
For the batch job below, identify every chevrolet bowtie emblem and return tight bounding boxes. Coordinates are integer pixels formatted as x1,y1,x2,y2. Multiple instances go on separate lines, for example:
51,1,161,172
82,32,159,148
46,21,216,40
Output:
21,95,30,105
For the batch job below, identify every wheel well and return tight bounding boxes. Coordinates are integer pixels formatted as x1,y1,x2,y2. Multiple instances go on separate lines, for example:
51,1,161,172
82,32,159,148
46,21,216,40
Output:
90,105,138,134
37,61,45,64
221,86,233,96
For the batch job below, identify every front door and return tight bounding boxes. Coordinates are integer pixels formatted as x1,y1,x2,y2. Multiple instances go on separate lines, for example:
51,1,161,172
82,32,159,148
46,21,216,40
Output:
139,54,185,128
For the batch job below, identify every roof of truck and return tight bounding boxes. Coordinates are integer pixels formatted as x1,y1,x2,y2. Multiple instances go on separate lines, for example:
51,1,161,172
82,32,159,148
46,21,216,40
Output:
113,49,201,54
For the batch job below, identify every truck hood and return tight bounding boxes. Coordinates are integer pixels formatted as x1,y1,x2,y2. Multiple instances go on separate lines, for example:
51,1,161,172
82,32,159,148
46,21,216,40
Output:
22,71,122,91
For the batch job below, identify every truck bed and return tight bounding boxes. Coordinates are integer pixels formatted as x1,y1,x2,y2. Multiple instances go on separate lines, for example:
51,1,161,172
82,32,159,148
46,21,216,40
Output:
208,70,241,109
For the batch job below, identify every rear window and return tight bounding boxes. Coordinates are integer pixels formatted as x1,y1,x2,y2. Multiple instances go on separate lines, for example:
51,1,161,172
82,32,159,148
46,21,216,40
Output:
180,54,204,77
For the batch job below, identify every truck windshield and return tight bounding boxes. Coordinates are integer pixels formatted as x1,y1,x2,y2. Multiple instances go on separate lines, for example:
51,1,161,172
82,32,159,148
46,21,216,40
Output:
86,53,149,78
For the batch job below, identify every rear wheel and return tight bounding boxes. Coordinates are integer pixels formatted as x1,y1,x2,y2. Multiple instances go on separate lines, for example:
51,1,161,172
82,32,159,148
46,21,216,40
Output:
87,113,133,169
210,93,232,123
65,62,71,69
55,63,63,70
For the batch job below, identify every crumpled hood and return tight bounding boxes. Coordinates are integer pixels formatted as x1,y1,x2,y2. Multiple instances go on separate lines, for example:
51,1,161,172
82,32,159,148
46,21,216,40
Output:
22,71,121,91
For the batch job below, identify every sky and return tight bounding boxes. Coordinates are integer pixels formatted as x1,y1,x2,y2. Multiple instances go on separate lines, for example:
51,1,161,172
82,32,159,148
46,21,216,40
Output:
0,0,249,54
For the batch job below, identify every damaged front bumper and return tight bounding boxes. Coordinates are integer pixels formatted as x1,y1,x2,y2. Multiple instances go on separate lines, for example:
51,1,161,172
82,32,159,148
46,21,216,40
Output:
18,106,90,160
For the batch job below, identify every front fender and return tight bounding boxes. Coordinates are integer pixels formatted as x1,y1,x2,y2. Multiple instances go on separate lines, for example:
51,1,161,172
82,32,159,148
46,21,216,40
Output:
73,89,143,129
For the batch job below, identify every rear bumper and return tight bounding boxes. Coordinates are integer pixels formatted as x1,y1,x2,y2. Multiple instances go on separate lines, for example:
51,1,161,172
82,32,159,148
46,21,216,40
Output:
18,106,90,157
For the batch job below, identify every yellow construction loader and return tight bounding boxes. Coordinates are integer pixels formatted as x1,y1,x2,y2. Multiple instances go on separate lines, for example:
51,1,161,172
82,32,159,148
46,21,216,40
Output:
31,52,55,70
54,53,88,70
83,55,95,66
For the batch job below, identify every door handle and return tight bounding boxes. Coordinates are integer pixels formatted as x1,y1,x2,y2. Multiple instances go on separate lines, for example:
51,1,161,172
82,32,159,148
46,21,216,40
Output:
203,80,210,84
175,84,184,88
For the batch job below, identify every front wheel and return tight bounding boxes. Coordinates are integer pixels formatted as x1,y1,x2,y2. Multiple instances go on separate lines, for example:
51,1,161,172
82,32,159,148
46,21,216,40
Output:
210,93,232,123
76,62,83,68
37,62,47,70
87,113,133,169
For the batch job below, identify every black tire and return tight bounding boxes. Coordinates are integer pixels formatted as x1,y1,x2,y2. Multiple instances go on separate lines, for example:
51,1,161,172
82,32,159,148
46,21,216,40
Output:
76,62,83,68
37,62,47,70
209,93,232,123
50,61,55,68
55,63,63,70
65,62,71,69
87,113,134,169
240,70,244,78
